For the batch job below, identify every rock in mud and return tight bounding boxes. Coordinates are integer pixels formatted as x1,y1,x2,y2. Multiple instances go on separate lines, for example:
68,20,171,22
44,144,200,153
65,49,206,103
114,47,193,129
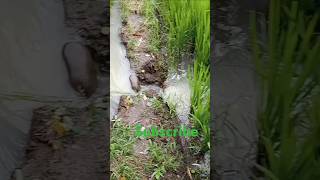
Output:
129,73,141,92
62,42,98,97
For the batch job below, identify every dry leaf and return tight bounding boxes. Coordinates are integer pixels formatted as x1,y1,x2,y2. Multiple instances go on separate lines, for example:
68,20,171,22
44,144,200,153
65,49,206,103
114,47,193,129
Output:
52,120,67,137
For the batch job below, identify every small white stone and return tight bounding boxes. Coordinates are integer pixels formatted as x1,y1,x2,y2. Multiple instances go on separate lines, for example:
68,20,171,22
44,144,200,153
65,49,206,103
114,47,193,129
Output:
142,95,148,101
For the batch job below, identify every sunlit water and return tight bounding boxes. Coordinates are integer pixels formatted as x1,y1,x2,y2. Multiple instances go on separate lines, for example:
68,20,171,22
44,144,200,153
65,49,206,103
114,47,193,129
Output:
162,62,191,125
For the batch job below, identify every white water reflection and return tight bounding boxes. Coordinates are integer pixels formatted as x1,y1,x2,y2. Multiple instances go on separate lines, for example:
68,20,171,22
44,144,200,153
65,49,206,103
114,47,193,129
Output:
162,63,191,125
110,1,135,118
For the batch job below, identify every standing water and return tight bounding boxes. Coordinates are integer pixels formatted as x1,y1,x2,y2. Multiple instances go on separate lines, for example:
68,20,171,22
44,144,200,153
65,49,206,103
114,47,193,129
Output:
110,1,135,118
162,61,191,126
0,0,77,178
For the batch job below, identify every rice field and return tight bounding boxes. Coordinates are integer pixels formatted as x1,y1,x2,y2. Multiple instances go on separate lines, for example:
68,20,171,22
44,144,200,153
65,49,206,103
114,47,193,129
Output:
250,0,320,178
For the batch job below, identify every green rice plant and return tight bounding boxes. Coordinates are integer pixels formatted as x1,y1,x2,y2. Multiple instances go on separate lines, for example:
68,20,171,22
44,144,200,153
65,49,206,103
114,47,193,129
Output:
158,0,210,67
156,0,210,151
250,0,320,179
188,61,210,151
192,0,210,66
158,0,195,67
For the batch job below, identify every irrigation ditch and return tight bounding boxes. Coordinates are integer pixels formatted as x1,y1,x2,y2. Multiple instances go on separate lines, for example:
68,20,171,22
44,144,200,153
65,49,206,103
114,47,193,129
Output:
110,0,210,179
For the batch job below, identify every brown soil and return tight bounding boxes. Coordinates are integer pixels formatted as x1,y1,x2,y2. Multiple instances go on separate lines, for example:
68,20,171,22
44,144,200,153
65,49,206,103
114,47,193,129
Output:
120,0,167,86
13,0,109,179
19,102,107,180
63,0,109,74
116,94,188,179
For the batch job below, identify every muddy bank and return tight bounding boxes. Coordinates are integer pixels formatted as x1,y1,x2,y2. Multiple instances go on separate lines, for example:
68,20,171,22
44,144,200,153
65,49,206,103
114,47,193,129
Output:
120,2,167,86
19,100,107,180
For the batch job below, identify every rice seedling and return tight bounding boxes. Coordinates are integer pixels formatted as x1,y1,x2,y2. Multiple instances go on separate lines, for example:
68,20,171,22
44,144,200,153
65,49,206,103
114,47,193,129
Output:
192,0,210,67
156,0,210,150
188,62,210,151
158,0,195,67
250,0,320,178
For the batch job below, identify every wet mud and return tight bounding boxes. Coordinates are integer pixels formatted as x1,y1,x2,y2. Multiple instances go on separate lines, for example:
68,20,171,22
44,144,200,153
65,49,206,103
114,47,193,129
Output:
13,0,109,179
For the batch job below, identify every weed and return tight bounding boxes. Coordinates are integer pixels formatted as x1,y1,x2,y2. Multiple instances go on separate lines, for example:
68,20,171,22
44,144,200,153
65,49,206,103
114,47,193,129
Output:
142,0,161,53
127,39,138,51
119,0,130,23
111,119,141,179
147,141,181,179
150,97,163,111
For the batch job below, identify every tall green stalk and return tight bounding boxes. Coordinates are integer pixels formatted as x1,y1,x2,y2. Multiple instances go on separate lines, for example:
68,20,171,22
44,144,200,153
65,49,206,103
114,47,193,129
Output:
251,0,320,179
157,0,210,150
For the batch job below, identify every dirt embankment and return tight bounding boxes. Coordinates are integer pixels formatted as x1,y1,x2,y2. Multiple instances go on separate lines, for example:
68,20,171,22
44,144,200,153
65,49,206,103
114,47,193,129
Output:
110,0,202,179
13,0,109,179
120,2,167,86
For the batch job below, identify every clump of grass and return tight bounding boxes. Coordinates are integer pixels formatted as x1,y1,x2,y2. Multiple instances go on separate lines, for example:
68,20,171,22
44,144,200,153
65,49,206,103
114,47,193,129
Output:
119,0,130,23
147,141,181,180
250,0,320,179
188,62,210,151
158,0,210,66
111,119,141,180
142,0,161,54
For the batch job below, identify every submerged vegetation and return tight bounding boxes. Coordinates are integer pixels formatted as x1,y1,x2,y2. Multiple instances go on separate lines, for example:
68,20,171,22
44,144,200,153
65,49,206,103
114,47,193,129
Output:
251,0,320,178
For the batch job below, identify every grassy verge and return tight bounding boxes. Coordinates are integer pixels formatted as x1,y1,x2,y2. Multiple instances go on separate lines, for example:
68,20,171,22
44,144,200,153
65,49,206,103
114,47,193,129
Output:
146,141,182,179
110,96,184,179
250,0,320,178
142,0,161,54
110,119,141,180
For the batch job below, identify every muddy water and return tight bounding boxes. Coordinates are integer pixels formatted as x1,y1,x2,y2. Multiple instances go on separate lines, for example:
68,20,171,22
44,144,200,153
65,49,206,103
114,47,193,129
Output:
162,65,191,125
213,0,267,179
0,0,82,178
110,1,135,118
